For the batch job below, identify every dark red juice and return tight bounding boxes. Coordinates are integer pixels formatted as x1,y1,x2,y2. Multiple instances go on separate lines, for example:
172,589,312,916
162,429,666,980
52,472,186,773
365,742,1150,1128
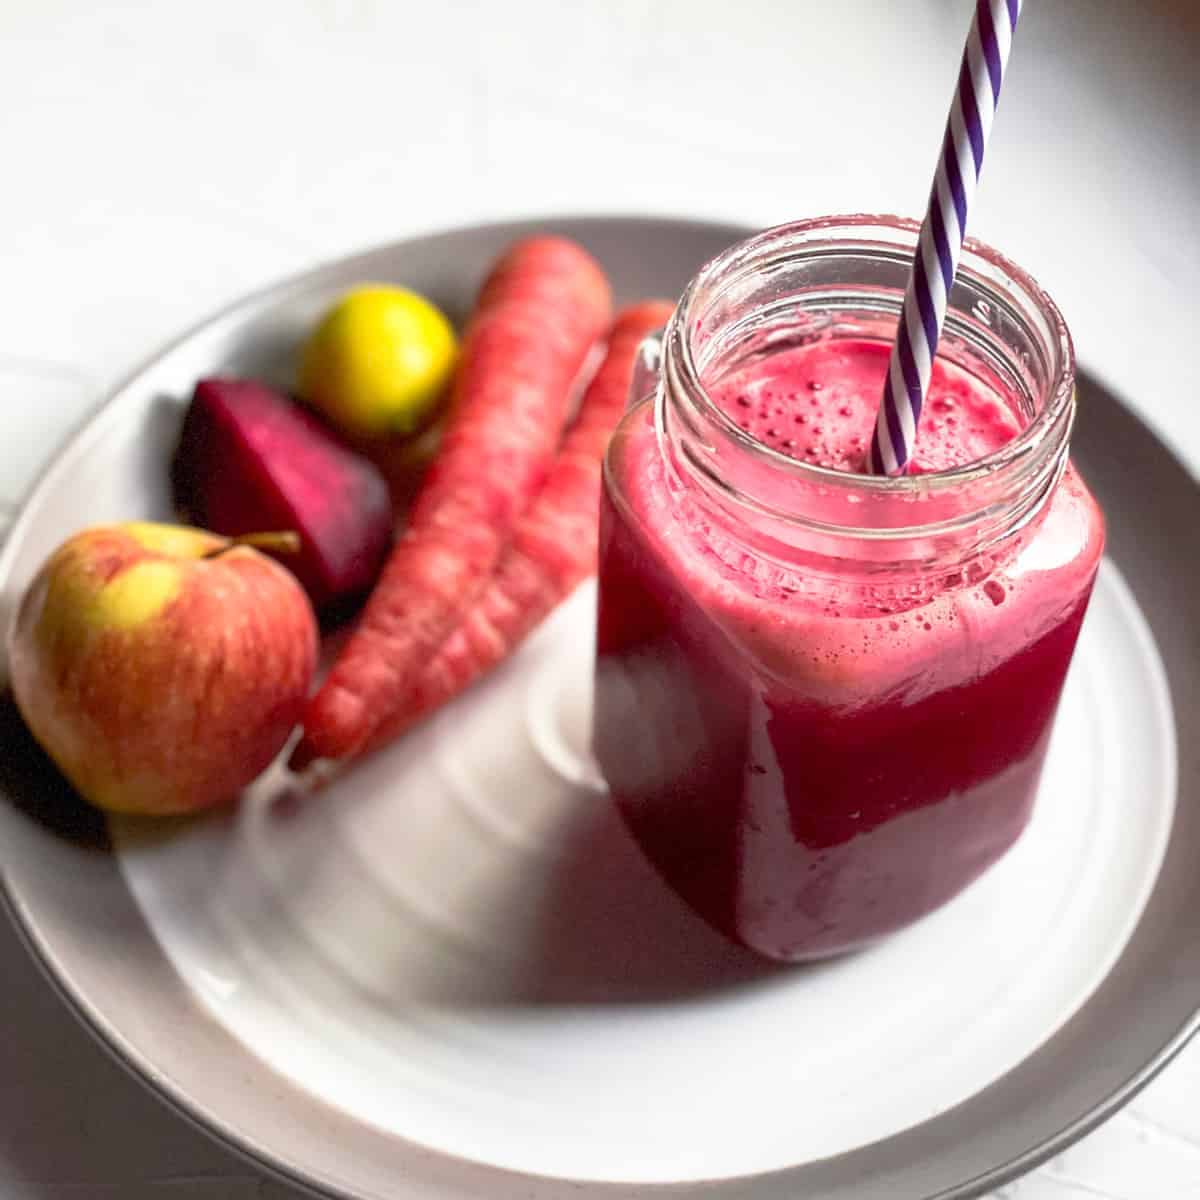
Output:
594,338,1104,960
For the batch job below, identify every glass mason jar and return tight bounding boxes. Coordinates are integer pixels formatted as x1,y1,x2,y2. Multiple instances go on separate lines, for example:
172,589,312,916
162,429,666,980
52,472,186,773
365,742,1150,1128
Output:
592,216,1105,963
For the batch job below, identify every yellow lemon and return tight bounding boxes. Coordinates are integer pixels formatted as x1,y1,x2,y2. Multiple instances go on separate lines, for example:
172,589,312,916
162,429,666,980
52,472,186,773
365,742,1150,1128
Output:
298,285,458,439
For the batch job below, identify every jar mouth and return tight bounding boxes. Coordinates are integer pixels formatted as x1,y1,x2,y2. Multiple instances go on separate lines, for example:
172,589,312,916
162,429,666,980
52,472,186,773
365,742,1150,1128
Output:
671,214,1075,498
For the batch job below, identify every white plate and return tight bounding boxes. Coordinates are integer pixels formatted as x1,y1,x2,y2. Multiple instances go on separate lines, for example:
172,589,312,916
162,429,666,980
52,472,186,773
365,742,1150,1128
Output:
1,216,1197,1200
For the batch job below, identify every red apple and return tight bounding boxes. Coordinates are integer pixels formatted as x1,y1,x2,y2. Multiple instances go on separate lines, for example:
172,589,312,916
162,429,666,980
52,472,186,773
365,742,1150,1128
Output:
7,522,318,815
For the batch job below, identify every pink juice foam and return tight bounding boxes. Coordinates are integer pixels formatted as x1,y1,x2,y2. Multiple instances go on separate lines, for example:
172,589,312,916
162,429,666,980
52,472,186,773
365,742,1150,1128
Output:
593,338,1105,961
717,338,1020,474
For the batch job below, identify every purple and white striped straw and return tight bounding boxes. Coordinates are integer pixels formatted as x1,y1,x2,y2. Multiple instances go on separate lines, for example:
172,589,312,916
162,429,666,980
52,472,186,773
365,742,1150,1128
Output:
868,0,1023,477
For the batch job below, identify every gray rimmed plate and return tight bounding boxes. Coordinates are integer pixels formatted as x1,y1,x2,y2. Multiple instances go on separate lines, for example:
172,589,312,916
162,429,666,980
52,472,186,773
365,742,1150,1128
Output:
0,216,1197,1200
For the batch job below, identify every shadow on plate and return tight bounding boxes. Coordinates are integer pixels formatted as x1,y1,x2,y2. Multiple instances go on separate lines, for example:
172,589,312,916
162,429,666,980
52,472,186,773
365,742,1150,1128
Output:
193,762,789,1013
0,692,107,849
511,789,784,1005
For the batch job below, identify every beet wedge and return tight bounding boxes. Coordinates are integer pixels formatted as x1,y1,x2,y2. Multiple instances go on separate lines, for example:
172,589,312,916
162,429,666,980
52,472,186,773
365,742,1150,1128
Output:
174,378,393,611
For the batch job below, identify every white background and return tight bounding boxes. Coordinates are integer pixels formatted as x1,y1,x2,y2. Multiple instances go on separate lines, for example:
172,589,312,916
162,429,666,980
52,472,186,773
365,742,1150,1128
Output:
1,1,1197,1196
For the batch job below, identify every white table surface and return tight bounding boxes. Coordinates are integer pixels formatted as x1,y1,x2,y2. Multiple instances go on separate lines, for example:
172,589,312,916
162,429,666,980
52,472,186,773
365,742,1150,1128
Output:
1,1,1197,1196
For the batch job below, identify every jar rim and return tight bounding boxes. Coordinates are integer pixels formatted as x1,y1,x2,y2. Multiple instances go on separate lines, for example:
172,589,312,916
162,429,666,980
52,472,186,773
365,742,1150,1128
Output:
671,213,1075,496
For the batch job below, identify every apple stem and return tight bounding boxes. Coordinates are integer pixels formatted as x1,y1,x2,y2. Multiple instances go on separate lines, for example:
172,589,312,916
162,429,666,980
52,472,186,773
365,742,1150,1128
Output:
204,531,302,558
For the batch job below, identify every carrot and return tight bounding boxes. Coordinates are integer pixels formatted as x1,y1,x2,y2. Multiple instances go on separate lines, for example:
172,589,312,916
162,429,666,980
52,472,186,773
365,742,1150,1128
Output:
359,300,674,757
292,237,612,766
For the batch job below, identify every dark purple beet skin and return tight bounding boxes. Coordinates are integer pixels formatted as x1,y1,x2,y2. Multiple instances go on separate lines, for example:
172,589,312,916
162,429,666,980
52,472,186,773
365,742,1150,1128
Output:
173,379,393,609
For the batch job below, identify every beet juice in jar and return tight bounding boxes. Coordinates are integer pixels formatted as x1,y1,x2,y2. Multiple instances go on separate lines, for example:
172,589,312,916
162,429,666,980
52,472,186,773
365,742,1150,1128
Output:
593,217,1105,962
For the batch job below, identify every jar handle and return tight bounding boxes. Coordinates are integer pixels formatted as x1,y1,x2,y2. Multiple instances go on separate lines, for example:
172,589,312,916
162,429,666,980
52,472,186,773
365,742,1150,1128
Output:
628,327,666,410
